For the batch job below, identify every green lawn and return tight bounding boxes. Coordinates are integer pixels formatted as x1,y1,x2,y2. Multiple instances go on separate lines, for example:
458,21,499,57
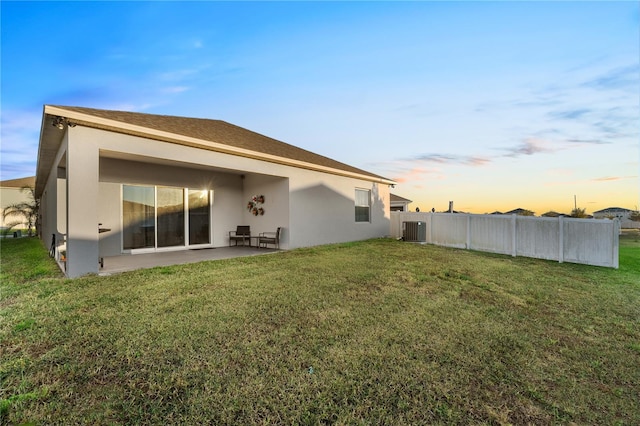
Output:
1,235,639,424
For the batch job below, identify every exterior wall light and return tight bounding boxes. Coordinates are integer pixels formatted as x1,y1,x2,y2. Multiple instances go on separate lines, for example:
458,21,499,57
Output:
52,116,76,129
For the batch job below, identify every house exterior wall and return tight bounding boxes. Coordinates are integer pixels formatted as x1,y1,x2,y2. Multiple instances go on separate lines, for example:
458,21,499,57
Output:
98,157,246,256
242,174,290,245
593,208,632,220
0,188,29,228
88,126,390,250
40,135,68,259
390,202,410,212
42,125,391,276
0,177,37,229
40,177,58,248
591,209,640,228
65,128,100,278
97,182,121,256
287,171,390,248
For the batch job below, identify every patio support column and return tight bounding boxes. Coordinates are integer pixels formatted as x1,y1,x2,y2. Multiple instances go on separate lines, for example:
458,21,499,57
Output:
65,129,99,277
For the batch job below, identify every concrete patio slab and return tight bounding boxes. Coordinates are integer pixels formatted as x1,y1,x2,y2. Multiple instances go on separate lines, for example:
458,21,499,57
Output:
98,246,279,275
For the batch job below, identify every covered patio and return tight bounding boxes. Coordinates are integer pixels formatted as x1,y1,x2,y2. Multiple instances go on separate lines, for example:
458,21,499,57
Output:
96,246,280,276
36,105,393,278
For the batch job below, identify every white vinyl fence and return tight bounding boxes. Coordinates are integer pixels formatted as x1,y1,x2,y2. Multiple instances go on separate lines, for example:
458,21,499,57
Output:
390,212,619,268
621,219,640,229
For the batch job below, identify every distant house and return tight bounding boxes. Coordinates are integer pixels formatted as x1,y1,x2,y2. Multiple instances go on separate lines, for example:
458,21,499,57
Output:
504,208,535,216
593,207,639,228
390,194,412,212
541,211,565,218
0,176,36,229
593,207,634,220
36,105,395,277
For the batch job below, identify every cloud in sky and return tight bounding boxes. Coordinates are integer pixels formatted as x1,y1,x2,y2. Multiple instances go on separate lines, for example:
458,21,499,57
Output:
161,86,190,94
548,108,592,120
382,134,601,175
592,175,637,182
405,154,491,166
374,152,492,185
502,138,556,158
1,110,42,172
565,138,610,145
582,63,639,91
393,167,440,184
157,67,207,82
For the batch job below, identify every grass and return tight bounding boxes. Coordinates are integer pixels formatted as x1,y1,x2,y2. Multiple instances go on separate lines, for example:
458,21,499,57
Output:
1,234,639,424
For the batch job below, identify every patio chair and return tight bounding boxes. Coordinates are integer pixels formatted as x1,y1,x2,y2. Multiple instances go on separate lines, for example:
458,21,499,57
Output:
229,225,251,246
258,227,281,249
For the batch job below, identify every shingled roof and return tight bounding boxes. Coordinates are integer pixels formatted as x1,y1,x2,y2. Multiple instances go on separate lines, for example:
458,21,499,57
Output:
0,176,35,188
36,105,393,196
390,193,412,203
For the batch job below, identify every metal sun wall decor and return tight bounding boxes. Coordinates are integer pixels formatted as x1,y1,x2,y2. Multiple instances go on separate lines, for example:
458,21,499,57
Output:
247,195,265,216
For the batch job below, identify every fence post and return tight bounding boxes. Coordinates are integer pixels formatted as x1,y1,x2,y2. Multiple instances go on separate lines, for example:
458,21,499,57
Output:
613,219,619,269
511,214,517,257
429,212,434,244
466,214,471,249
558,216,564,264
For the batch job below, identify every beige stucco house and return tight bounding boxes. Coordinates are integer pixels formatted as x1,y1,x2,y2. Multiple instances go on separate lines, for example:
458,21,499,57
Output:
593,207,639,229
36,105,395,277
1,176,36,230
593,207,634,220
390,193,412,212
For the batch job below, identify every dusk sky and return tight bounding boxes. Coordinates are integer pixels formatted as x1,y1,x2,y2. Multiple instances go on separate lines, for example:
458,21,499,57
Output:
1,1,638,215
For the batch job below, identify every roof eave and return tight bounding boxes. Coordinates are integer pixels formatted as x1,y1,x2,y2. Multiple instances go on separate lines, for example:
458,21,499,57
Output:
41,105,396,186
35,107,63,198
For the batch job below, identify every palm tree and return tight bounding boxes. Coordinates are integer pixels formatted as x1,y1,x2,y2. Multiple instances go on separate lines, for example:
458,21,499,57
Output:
569,207,588,218
2,186,39,236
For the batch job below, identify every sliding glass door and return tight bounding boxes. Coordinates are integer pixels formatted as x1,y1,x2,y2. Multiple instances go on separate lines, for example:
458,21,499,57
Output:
123,185,155,250
188,189,210,245
157,187,185,248
122,185,211,252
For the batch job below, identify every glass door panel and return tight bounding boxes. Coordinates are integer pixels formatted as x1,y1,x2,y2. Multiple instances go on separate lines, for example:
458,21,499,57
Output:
123,185,155,250
189,189,210,245
157,187,185,248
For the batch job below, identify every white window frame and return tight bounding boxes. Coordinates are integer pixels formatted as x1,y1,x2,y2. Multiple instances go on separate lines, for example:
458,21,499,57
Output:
355,188,371,223
120,184,213,254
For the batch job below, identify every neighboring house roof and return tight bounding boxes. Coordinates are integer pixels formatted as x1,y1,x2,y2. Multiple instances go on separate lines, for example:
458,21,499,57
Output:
541,211,565,217
593,207,633,214
1,176,35,228
36,105,394,196
1,176,35,188
504,208,535,216
390,194,412,203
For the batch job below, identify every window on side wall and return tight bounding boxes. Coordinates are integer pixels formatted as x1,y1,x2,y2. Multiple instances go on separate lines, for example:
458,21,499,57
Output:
355,188,371,222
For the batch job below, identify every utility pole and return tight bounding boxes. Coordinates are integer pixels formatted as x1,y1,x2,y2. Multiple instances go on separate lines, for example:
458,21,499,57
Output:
574,195,577,210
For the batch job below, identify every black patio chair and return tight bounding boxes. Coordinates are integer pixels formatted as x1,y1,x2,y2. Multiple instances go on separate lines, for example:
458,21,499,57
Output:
258,227,281,249
229,225,251,246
